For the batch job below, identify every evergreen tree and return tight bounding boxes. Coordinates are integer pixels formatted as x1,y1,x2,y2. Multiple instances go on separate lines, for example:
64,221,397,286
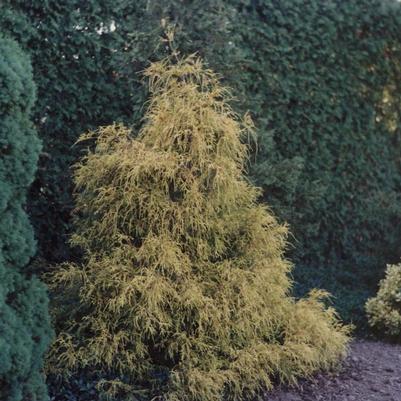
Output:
48,56,349,401
0,37,52,401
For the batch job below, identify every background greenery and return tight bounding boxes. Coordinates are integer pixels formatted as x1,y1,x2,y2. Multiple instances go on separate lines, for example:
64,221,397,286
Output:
1,0,401,329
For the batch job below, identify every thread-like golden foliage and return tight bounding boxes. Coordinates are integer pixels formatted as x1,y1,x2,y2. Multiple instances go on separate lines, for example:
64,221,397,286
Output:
47,56,350,401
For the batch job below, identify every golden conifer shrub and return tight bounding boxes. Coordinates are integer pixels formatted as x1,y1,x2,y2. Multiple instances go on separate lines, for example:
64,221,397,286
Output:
47,56,350,401
366,263,401,338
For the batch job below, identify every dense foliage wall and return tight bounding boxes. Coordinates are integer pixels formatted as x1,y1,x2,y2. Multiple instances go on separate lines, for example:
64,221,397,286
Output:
2,0,401,327
0,37,52,401
236,0,401,325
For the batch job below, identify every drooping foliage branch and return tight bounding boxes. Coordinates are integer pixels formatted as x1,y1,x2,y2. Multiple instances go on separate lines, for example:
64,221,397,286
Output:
0,36,52,401
47,56,350,401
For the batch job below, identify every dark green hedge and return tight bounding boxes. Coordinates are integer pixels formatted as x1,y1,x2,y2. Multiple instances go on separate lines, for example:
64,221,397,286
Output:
236,0,401,327
0,36,52,401
2,0,401,328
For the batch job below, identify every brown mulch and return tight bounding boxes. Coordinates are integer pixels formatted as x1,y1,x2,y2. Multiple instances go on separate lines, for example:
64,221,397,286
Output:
264,340,401,401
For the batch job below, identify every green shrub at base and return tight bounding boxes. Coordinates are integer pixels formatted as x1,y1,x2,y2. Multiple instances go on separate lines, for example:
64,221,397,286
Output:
0,37,52,401
366,263,401,338
47,56,350,401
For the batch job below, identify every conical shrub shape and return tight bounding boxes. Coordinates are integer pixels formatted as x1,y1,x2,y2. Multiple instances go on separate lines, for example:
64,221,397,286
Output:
48,56,350,401
0,37,52,401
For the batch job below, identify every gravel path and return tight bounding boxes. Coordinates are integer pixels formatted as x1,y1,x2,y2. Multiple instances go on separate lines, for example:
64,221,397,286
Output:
265,340,401,401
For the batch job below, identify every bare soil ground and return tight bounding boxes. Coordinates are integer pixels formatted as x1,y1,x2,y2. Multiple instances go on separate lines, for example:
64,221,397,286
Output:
265,340,401,401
